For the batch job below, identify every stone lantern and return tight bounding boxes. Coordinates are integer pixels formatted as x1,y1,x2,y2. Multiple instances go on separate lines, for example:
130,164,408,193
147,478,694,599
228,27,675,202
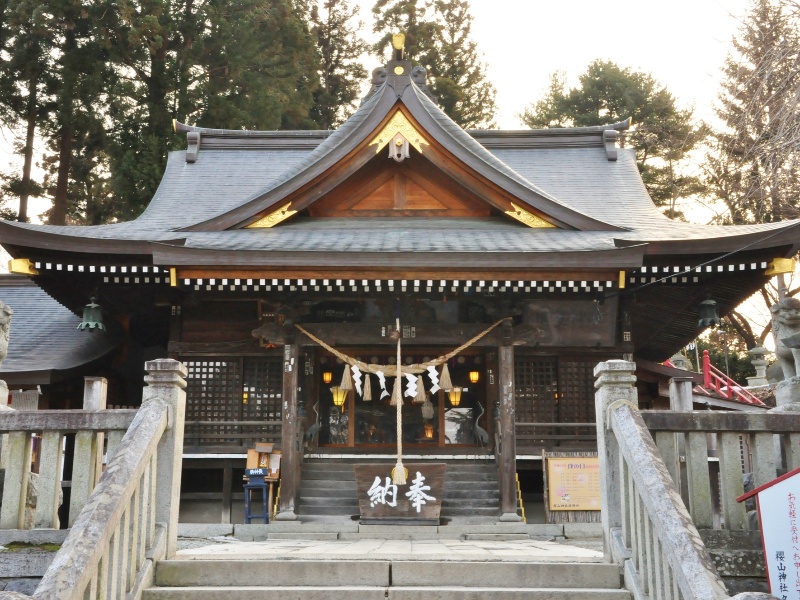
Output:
746,346,769,387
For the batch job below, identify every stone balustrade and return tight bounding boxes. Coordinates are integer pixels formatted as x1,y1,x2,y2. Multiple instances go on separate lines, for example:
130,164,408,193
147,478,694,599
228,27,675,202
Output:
0,359,187,600
595,360,777,600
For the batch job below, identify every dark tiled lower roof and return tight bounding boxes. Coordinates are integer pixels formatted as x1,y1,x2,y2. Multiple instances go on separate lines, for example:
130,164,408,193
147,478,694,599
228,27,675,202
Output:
0,276,120,384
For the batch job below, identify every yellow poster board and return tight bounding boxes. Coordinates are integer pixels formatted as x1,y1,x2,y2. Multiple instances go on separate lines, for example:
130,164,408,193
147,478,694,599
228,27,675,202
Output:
546,456,601,511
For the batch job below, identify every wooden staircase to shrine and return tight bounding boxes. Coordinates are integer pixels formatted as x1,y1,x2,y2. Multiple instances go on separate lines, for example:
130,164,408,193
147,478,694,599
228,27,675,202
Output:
297,458,502,518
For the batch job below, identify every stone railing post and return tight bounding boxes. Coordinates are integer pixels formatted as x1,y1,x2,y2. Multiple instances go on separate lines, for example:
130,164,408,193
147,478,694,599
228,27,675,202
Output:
594,359,637,562
145,359,187,559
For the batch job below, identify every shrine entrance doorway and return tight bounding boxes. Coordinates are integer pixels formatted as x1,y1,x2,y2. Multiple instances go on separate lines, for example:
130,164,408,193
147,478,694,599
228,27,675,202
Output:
314,348,489,450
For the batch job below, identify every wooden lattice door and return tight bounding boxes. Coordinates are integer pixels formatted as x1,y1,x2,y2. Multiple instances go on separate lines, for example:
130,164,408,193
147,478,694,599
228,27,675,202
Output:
183,357,283,448
514,356,558,446
241,357,283,445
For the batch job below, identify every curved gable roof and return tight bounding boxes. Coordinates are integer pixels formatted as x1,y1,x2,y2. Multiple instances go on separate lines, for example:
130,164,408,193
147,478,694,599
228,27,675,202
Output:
180,68,624,232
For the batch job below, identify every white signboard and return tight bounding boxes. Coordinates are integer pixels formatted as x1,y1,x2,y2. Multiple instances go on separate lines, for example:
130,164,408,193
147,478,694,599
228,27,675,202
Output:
751,470,800,600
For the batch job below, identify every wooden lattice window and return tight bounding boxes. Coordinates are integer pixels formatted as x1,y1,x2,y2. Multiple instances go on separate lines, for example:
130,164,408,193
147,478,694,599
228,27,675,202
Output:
242,358,283,442
514,357,558,423
557,359,597,423
183,357,282,446
184,359,241,444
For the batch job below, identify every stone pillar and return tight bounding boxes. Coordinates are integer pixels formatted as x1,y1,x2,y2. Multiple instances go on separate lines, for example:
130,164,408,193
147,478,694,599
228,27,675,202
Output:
668,376,694,412
746,346,769,387
147,359,187,559
0,379,9,470
775,377,800,409
276,342,300,520
594,360,637,562
497,335,520,522
69,378,107,525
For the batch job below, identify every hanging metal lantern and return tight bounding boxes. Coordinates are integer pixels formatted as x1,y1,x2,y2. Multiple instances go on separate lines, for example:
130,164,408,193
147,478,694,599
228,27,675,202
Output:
78,297,105,331
448,387,463,407
698,299,721,328
331,386,348,413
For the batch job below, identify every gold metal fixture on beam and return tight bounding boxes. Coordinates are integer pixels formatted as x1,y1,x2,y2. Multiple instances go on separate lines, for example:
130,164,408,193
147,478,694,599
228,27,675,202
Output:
246,202,298,229
505,203,556,229
766,258,796,276
8,258,38,275
370,111,427,155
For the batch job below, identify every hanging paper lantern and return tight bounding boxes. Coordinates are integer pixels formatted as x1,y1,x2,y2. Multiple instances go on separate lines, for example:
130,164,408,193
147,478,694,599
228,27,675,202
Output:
440,363,453,391
339,365,353,391
363,374,372,402
413,376,426,404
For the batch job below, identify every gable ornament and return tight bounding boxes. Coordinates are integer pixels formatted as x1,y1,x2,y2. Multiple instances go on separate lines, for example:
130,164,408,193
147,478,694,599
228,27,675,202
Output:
505,202,556,229
369,111,427,163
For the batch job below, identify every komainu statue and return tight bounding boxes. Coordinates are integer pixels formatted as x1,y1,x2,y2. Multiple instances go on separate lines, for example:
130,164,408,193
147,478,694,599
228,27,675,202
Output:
771,297,800,379
0,301,12,368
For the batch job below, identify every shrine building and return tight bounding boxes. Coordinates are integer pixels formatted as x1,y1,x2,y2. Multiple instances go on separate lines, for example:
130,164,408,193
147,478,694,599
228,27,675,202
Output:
1,44,798,523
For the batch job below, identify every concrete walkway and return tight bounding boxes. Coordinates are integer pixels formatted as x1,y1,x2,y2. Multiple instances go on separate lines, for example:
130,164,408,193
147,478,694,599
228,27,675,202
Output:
176,536,604,563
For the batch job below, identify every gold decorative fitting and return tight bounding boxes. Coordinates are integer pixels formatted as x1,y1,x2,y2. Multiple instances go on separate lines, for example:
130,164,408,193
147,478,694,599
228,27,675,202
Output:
392,32,406,51
246,202,298,229
505,203,556,229
766,257,796,276
8,258,38,275
370,111,427,154
394,66,405,75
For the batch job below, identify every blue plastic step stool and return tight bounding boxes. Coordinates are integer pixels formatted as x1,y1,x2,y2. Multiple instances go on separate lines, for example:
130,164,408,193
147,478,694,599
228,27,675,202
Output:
243,476,270,524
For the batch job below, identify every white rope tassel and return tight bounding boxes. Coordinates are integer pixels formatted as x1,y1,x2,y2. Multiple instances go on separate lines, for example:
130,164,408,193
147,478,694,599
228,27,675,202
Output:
392,317,407,485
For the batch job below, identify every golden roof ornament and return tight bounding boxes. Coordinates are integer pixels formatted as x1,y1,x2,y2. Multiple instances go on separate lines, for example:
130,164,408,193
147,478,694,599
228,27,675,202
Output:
505,202,556,229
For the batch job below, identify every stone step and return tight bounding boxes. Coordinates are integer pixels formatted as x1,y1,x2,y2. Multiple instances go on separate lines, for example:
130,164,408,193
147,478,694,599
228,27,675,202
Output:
153,560,621,590
442,498,500,507
154,560,388,587
296,505,358,516
144,587,629,600
144,586,386,600
389,588,630,599
443,489,499,499
444,481,499,491
301,471,356,481
440,506,500,516
298,486,357,497
298,497,360,507
142,586,631,600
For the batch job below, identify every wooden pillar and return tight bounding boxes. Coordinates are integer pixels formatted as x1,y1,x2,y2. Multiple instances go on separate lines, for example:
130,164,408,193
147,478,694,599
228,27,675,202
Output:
498,323,521,521
276,341,300,520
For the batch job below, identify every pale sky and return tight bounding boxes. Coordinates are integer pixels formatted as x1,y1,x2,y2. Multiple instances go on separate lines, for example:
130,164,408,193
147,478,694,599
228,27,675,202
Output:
355,0,753,128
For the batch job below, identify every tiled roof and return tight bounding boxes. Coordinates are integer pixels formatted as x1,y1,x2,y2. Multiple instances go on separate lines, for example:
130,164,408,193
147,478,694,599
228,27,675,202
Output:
0,277,120,384
1,75,799,254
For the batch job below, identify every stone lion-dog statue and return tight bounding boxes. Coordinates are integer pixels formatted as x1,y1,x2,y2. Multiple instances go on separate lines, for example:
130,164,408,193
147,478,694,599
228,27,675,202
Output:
771,297,800,379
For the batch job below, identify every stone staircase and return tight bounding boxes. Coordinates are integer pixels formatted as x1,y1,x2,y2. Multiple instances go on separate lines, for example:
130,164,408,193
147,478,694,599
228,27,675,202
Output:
143,558,628,599
297,458,501,518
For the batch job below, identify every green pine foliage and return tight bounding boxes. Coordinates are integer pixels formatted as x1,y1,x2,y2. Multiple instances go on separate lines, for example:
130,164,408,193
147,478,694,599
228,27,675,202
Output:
372,0,496,128
372,0,438,63
0,0,56,222
521,61,707,215
704,0,800,224
310,0,369,130
425,0,496,129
